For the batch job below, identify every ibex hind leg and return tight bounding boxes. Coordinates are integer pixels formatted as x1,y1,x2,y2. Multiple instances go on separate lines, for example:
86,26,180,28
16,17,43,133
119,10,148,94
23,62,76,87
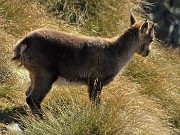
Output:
26,71,58,117
25,84,32,97
25,73,33,97
88,78,103,105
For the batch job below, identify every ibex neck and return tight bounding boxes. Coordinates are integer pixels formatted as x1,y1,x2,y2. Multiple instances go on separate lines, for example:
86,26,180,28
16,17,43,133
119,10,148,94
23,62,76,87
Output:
114,28,138,60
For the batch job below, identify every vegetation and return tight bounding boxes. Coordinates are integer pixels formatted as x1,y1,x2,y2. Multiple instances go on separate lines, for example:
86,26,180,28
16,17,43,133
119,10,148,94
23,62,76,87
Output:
0,0,179,134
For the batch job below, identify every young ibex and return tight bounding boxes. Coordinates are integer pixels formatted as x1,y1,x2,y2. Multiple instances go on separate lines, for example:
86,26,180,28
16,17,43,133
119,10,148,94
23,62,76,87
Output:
12,11,154,116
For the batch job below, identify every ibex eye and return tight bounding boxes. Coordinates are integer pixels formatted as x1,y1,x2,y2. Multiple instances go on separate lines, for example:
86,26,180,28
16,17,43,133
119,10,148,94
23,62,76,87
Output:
150,38,153,42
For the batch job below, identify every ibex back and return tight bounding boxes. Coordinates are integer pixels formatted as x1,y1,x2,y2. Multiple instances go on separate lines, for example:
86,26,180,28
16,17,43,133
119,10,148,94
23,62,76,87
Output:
12,11,154,117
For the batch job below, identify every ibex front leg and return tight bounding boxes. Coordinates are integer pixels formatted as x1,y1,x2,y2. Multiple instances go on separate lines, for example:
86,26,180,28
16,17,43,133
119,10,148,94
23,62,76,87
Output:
88,78,103,105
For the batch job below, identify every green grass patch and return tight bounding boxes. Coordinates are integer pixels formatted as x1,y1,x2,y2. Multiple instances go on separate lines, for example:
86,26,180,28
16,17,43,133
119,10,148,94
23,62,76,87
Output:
22,93,119,135
39,0,103,27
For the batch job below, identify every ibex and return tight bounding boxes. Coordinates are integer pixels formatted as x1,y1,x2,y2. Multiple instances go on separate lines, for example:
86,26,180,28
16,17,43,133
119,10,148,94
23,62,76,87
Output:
12,11,154,116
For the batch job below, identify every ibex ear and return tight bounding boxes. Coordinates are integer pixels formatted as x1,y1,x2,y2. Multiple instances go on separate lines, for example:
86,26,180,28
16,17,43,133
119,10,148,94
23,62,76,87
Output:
149,23,154,35
130,10,136,26
140,20,148,33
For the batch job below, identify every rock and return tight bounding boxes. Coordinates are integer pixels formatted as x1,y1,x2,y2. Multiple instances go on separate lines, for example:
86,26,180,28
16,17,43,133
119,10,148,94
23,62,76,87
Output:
6,123,22,133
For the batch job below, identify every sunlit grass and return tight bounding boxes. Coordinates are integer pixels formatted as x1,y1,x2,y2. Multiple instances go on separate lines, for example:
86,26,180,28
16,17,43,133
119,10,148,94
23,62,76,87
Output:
22,81,174,135
23,98,117,135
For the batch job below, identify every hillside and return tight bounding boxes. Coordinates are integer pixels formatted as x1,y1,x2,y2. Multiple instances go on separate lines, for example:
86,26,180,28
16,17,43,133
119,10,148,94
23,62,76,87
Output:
0,0,179,134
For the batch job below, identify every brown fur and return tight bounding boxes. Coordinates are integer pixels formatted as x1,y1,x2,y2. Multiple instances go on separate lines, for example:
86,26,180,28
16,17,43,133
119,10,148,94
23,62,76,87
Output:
12,12,154,117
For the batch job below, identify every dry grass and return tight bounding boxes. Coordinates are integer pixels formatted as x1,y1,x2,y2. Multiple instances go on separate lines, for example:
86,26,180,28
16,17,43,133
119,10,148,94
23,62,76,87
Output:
20,75,175,135
0,0,179,135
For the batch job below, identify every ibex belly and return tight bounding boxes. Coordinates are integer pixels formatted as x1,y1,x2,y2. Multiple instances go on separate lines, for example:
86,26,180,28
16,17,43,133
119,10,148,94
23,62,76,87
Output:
54,76,86,87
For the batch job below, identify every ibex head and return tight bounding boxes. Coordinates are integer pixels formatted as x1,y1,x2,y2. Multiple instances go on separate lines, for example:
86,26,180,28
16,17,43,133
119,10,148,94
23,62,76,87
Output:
130,10,154,57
